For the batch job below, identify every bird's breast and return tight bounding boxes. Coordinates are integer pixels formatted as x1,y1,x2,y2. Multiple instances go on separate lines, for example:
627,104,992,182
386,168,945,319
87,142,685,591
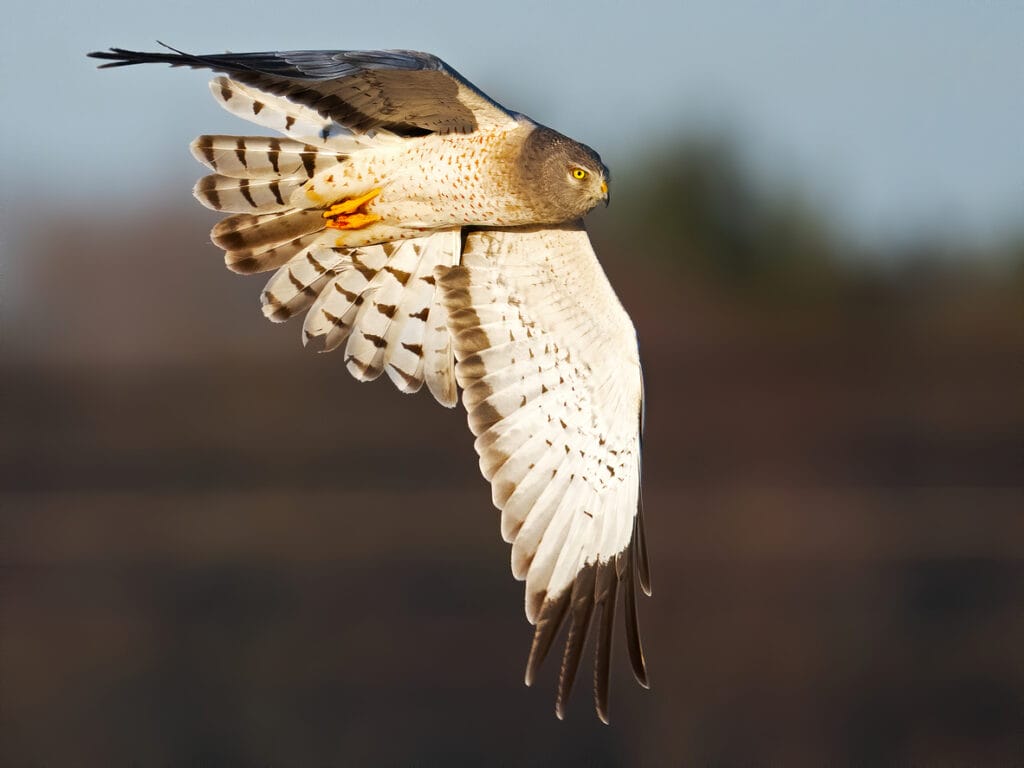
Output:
374,128,540,228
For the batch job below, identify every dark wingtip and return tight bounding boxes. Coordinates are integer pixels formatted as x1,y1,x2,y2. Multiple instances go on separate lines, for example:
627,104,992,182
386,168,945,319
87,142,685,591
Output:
636,491,652,597
554,564,598,721
529,528,650,721
592,560,618,723
524,590,571,688
622,547,649,689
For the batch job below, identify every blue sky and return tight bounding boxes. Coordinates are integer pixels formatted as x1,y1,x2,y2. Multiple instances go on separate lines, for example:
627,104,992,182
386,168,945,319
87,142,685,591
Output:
2,0,1022,249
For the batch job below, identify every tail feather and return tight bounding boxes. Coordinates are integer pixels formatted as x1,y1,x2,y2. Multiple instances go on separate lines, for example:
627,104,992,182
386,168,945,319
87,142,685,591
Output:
191,135,347,180
226,230,334,275
209,209,330,274
193,173,305,213
212,209,325,253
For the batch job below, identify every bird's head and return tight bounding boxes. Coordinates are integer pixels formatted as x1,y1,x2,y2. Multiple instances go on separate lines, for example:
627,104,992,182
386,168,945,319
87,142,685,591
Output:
517,126,610,222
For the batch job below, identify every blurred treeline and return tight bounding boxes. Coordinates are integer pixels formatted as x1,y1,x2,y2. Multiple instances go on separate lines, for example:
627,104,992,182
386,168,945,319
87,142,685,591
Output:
3,135,1023,766
608,136,1024,296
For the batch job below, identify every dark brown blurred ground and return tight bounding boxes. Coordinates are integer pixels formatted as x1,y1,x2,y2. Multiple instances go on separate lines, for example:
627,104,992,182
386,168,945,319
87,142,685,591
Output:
3,149,1024,765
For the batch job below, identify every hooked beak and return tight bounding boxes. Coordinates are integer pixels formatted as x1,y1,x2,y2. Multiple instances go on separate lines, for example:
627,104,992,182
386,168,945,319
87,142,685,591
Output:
600,179,609,207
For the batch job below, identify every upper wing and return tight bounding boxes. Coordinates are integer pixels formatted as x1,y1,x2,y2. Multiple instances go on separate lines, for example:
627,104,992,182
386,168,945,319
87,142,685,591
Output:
438,223,650,722
88,44,517,135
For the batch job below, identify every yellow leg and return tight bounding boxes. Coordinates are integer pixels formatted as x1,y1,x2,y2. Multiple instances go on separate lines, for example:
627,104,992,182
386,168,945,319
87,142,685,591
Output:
323,188,383,230
327,212,381,230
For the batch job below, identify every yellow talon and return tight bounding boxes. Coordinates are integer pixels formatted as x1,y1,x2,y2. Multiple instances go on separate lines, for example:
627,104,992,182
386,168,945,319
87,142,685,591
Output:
322,188,382,230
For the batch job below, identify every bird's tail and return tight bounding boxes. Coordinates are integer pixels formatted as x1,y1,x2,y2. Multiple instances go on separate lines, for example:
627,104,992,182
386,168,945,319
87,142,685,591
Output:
190,130,344,275
190,75,403,266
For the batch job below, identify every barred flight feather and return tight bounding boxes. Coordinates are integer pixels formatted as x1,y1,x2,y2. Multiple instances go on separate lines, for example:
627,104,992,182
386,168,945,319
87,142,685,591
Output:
193,173,305,213
260,247,349,322
191,135,348,180
212,210,331,276
212,209,325,252
252,230,456,406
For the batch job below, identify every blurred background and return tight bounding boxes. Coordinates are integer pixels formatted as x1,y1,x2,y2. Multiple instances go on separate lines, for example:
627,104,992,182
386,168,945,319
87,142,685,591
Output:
2,2,1023,765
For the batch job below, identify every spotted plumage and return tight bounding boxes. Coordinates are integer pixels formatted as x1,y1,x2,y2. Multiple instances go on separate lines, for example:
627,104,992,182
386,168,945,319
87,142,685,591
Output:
89,43,648,723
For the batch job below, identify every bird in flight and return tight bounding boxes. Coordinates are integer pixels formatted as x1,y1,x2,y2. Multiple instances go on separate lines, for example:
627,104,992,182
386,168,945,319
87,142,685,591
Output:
89,43,650,722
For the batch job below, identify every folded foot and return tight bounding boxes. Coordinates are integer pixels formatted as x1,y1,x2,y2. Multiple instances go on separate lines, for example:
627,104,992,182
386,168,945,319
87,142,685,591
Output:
323,188,382,230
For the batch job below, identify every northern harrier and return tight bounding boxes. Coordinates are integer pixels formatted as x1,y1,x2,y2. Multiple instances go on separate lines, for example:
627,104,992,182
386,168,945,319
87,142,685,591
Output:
89,44,650,722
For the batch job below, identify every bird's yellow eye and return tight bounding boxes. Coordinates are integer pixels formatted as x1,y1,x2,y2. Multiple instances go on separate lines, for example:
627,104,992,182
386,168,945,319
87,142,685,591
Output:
571,168,588,180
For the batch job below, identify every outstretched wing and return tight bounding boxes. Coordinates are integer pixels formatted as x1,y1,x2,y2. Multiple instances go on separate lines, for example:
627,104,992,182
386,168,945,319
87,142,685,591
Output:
439,223,650,722
88,44,517,135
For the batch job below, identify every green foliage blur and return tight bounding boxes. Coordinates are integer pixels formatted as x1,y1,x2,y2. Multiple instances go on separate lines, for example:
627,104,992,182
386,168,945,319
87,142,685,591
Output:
601,134,1023,307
